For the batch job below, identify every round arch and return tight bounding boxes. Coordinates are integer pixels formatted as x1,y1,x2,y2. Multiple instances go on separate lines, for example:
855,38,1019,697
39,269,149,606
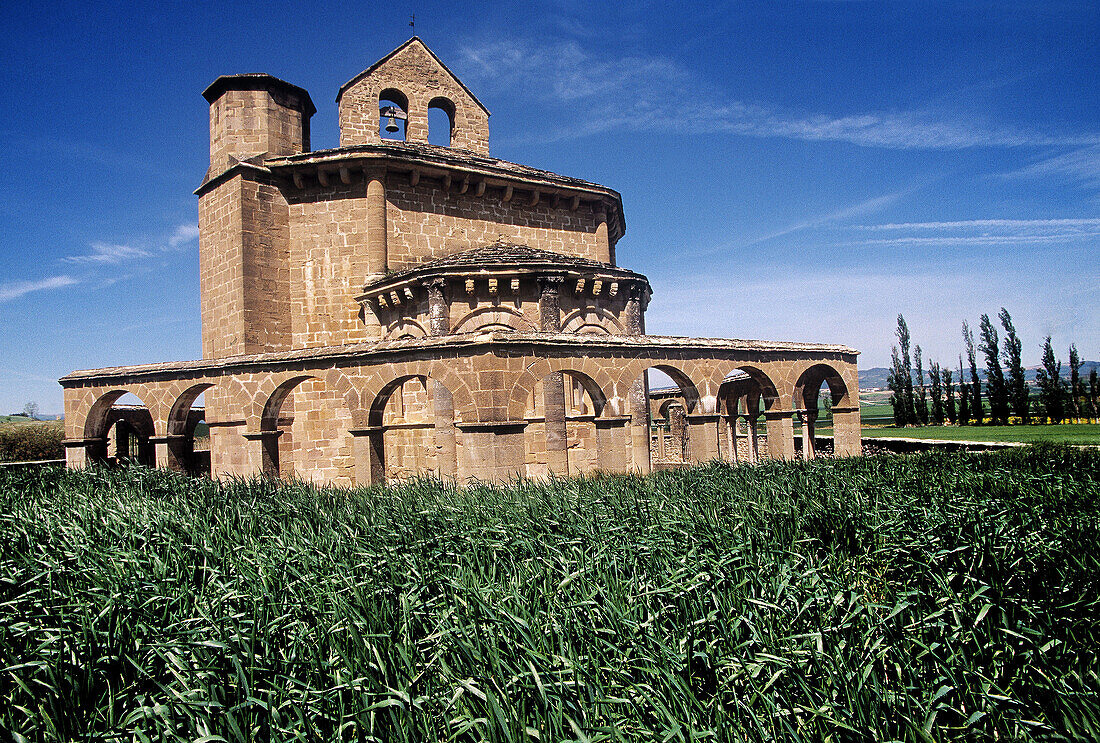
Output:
561,307,624,335
714,365,781,414
385,318,428,340
505,359,616,422
83,389,157,467
365,372,460,483
166,382,215,475
452,306,536,334
793,363,851,409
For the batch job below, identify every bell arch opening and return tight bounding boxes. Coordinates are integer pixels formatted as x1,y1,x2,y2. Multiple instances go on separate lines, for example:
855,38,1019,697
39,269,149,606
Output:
379,88,409,141
427,96,455,147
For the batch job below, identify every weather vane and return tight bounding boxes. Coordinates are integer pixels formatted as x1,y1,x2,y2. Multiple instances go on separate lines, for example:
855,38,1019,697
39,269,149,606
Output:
409,13,415,28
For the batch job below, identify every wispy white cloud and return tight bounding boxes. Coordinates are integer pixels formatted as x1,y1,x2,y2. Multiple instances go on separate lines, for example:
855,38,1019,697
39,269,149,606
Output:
0,275,78,302
460,40,1099,150
168,223,200,248
839,217,1100,250
858,218,1100,230
1006,145,1100,189
684,186,914,258
64,242,150,265
63,222,199,265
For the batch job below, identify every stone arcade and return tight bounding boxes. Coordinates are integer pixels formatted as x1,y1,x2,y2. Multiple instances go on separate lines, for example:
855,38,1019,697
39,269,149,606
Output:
61,38,861,484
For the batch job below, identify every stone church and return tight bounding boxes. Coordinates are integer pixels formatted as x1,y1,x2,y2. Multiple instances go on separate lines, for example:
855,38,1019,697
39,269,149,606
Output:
61,38,861,485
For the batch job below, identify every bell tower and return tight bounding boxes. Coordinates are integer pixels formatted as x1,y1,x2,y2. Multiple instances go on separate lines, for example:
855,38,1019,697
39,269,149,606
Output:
336,37,491,154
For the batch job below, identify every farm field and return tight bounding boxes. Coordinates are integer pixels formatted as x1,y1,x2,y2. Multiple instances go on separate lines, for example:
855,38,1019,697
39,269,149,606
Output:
1,449,1098,740
864,423,1100,446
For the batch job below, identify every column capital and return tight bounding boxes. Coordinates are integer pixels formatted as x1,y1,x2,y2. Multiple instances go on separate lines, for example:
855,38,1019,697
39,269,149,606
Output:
538,274,566,291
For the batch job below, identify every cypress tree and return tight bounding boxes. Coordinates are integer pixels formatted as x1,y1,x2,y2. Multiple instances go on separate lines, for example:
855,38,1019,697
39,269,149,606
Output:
957,356,970,425
964,322,983,425
1089,368,1099,421
978,313,1009,424
915,345,929,425
1036,336,1066,423
999,308,1029,423
897,315,916,425
943,366,956,424
887,346,907,426
929,360,944,424
1069,344,1082,421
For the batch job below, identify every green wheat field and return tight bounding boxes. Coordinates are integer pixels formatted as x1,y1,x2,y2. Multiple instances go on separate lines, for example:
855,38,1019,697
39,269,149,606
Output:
1,447,1098,741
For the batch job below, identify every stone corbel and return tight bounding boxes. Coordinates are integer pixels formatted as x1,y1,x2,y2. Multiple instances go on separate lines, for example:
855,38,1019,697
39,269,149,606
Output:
339,167,352,185
409,169,420,187
510,278,520,293
475,180,487,198
442,173,452,194
488,278,499,295
317,169,330,187
570,195,580,211
465,279,476,294
528,190,540,207
459,176,470,194
403,287,415,301
575,278,586,294
292,172,304,189
390,291,401,306
501,184,513,203
592,280,603,296
609,282,619,298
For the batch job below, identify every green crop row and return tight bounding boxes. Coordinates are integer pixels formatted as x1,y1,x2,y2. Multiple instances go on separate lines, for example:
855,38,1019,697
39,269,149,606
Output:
1,447,1098,741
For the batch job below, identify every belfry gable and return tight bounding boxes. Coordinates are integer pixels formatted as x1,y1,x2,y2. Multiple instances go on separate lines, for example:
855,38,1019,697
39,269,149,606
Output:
336,37,490,153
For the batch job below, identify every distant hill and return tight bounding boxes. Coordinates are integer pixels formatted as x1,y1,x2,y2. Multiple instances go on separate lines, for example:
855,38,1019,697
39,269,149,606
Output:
859,361,1099,391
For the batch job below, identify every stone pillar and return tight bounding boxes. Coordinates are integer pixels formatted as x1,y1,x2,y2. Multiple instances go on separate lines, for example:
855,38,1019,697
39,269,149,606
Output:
455,421,527,482
349,430,378,486
745,416,759,464
425,278,449,336
62,438,94,468
625,286,644,336
629,377,651,473
595,417,629,472
595,208,610,264
432,380,458,479
831,405,863,457
366,171,387,281
669,406,688,462
764,410,797,461
243,430,282,477
538,275,564,332
543,372,569,476
726,417,739,463
150,437,170,470
801,408,817,460
686,415,720,463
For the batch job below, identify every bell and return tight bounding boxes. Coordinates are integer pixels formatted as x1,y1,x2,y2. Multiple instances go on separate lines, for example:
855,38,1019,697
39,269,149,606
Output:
385,114,400,133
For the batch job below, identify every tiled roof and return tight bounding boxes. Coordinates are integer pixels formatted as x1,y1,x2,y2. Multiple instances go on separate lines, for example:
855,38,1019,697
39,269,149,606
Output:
266,140,615,195
363,241,647,291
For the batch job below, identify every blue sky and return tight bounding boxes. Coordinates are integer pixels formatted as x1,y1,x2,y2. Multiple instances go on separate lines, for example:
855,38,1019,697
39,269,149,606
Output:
1,1,1097,415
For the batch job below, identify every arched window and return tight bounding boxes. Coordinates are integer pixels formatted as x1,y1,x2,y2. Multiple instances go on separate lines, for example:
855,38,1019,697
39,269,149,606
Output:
427,96,456,147
379,88,409,141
